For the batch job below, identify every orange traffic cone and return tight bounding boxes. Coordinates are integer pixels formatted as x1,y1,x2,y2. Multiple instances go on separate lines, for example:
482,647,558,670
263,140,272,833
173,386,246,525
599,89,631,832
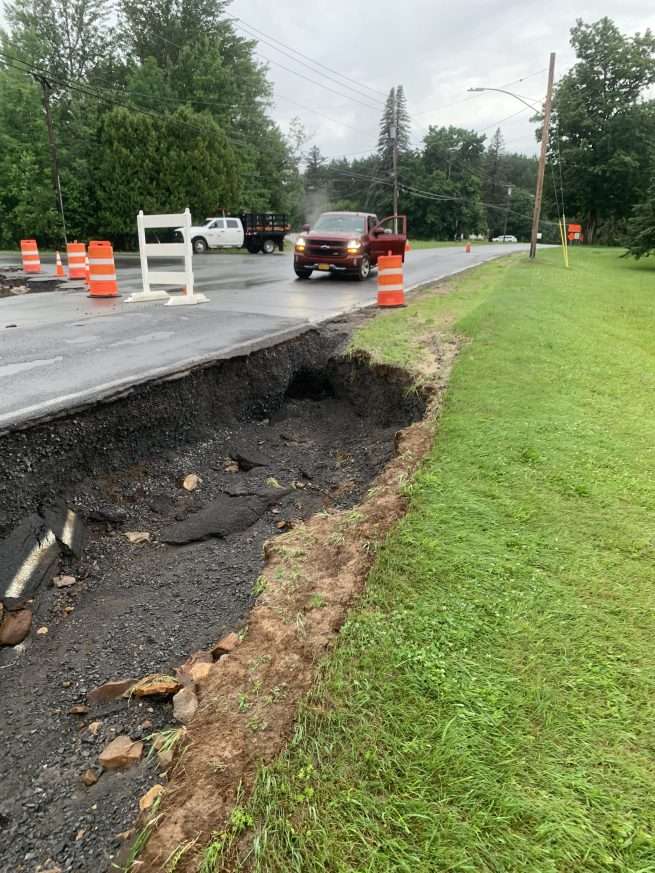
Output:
405,240,412,253
55,251,65,277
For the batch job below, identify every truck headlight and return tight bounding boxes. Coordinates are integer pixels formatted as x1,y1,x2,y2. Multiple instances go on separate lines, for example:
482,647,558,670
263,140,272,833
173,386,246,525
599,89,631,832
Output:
295,238,306,252
346,240,361,253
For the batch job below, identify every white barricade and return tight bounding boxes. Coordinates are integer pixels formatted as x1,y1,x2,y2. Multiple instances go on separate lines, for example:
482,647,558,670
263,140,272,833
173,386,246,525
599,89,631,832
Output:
126,208,208,306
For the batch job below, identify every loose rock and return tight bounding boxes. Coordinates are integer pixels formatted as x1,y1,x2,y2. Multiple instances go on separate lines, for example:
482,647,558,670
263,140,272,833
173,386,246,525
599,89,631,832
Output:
0,608,32,646
88,505,127,525
87,720,102,737
53,574,76,588
173,686,198,724
131,674,181,698
98,736,143,770
35,861,62,873
36,625,49,636
87,678,135,705
124,531,151,544
189,661,212,683
211,631,240,659
157,748,174,770
69,704,89,716
181,473,201,492
81,768,99,786
139,784,164,813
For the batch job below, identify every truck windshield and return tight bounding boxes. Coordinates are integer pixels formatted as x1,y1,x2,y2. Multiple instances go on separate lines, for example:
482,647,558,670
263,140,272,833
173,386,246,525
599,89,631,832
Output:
313,214,366,233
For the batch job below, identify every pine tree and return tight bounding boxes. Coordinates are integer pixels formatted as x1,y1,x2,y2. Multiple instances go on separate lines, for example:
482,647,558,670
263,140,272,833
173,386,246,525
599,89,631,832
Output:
378,84,411,168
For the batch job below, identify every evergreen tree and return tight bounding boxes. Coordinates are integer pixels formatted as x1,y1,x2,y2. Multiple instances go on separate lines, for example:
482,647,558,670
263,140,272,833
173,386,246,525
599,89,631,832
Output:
378,84,411,168
625,161,655,258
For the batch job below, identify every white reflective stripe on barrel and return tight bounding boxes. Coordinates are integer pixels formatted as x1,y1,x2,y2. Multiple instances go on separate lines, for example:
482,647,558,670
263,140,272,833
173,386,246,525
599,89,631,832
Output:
379,284,404,292
90,274,117,282
378,267,403,277
88,258,115,266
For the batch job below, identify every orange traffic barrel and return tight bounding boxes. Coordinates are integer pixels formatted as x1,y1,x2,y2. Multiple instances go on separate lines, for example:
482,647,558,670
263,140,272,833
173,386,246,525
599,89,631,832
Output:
87,240,119,298
377,254,405,308
20,239,41,273
67,241,87,280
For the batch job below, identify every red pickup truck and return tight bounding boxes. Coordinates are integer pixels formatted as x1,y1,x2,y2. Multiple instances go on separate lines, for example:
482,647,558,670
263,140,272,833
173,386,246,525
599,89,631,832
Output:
294,211,407,281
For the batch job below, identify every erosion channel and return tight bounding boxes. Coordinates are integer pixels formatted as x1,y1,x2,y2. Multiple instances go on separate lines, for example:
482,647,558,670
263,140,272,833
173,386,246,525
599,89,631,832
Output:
0,317,427,873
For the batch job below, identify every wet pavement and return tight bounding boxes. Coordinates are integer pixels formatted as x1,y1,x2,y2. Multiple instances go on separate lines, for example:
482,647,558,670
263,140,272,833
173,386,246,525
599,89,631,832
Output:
0,245,527,429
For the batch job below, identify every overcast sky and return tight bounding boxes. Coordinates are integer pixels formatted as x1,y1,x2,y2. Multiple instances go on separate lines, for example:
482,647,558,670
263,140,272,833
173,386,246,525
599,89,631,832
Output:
228,0,655,159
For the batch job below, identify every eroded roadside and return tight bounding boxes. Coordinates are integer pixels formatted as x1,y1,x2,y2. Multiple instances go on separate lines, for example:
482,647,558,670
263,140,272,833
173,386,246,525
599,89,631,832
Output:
0,307,447,873
133,320,460,872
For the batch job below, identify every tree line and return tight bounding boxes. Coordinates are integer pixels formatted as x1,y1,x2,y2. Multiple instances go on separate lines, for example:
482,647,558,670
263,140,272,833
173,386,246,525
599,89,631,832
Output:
0,6,653,256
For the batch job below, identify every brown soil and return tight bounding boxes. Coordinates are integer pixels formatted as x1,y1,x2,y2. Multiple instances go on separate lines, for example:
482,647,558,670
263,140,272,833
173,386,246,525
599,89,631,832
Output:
135,335,460,872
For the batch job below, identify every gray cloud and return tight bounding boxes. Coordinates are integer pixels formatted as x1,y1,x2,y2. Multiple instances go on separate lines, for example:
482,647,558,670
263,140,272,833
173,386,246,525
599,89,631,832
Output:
229,0,655,157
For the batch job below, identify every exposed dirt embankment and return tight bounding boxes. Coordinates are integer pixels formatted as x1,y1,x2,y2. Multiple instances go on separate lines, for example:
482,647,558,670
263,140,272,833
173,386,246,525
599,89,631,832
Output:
0,314,437,873
134,334,460,873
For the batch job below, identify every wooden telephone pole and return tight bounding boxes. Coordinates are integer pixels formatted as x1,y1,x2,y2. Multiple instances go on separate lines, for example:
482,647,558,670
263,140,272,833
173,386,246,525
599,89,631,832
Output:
529,52,556,259
35,74,68,245
391,87,399,226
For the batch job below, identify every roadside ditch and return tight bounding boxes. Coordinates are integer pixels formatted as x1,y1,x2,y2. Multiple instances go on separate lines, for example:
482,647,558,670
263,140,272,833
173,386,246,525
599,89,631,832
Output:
0,310,450,873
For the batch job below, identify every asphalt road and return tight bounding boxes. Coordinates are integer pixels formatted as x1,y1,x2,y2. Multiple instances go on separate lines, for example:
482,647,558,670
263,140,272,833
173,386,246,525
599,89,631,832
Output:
0,245,527,429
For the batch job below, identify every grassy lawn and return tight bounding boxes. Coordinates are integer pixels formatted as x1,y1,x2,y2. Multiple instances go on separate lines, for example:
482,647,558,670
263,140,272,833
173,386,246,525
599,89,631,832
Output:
228,248,655,873
409,238,494,249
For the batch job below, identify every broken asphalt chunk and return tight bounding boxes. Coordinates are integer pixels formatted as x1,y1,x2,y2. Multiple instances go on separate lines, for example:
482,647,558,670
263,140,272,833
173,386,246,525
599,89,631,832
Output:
42,500,86,559
161,491,290,545
229,445,270,471
0,514,61,609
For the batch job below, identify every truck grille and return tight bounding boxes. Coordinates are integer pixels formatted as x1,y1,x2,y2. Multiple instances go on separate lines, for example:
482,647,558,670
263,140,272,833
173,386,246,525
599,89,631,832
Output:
305,239,347,258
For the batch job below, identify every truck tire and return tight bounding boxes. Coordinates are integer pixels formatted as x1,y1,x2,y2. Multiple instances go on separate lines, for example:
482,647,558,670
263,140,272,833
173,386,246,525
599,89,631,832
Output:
355,254,371,281
246,241,261,254
262,238,276,254
295,269,312,280
192,237,208,254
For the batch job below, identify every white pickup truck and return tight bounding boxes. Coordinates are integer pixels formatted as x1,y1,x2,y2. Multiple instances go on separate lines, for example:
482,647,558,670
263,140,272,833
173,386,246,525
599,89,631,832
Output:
178,213,290,255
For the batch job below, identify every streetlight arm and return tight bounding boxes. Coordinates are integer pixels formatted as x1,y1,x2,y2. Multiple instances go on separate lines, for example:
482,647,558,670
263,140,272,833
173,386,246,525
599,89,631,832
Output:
468,87,540,113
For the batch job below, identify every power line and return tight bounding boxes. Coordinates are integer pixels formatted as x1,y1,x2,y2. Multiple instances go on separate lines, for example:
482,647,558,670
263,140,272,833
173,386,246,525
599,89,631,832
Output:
235,19,386,105
234,17,387,99
0,49,250,145
274,93,375,134
412,68,547,119
254,50,382,112
125,27,383,130
329,167,558,227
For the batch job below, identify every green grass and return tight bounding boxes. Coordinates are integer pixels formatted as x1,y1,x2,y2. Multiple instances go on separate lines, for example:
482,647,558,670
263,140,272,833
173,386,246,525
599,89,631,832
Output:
409,238,493,249
221,247,655,873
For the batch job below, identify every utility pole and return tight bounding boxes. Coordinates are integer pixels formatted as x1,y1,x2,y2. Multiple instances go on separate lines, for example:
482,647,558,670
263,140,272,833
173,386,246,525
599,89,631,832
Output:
391,87,399,227
35,74,68,245
529,52,556,259
503,185,512,237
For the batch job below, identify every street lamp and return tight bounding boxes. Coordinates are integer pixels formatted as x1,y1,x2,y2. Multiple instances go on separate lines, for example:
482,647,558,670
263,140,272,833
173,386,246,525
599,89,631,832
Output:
467,87,539,114
468,52,556,259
